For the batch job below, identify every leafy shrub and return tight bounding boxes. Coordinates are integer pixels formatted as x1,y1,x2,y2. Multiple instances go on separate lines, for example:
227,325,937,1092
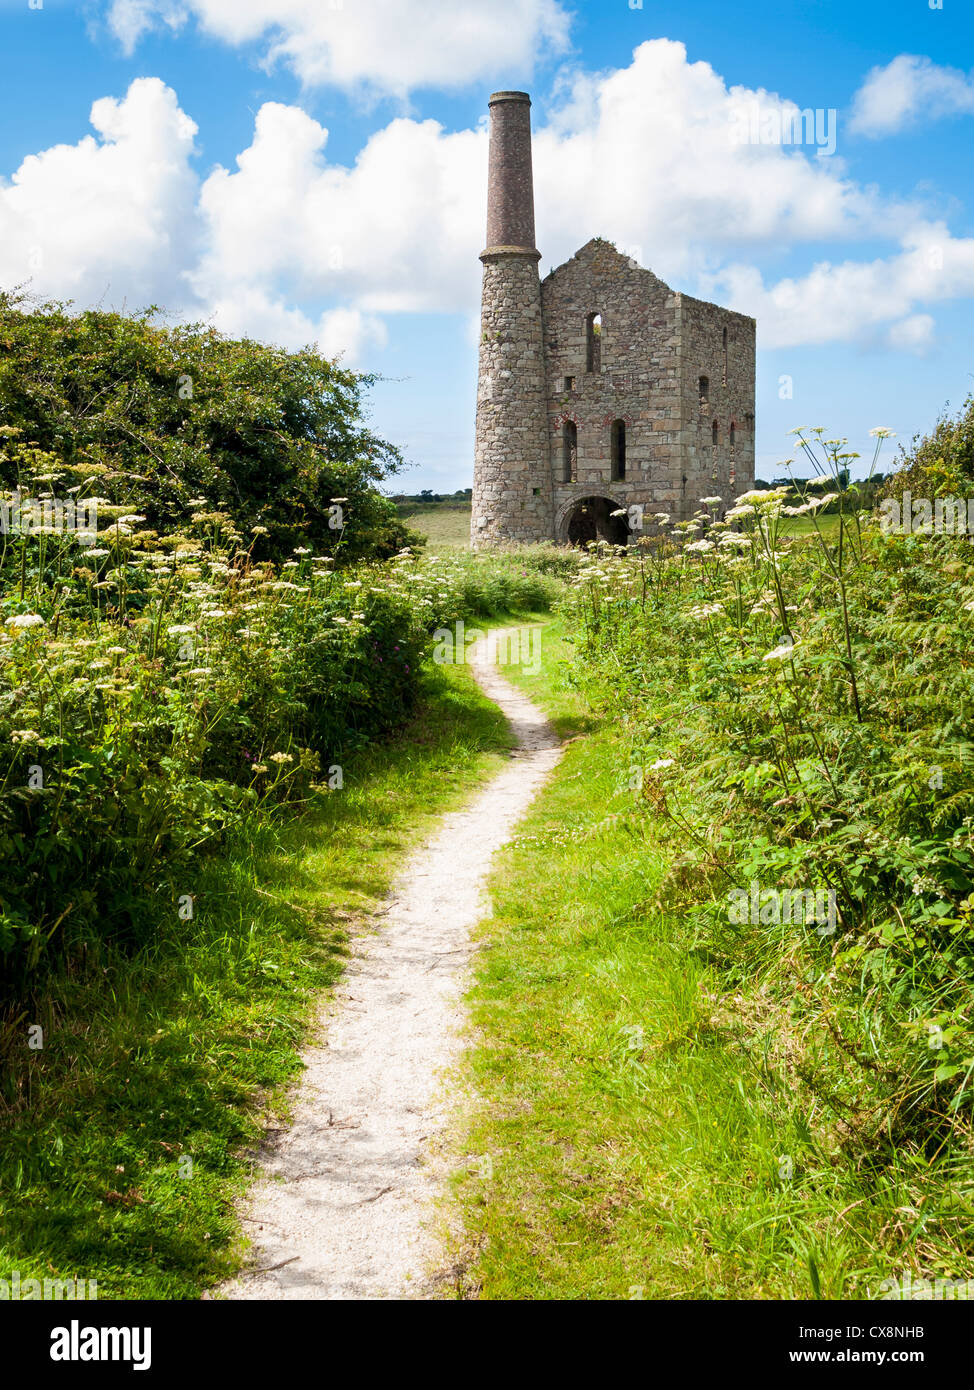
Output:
0,291,421,564
880,392,974,507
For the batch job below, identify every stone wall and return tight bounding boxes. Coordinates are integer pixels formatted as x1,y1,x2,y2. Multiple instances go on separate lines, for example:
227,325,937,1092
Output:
472,231,756,546
472,251,553,547
541,239,686,530
676,294,756,512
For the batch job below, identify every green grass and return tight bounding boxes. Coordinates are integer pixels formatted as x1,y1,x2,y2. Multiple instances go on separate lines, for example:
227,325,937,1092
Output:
398,502,472,550
447,614,940,1301
782,513,841,538
0,658,514,1299
395,501,841,553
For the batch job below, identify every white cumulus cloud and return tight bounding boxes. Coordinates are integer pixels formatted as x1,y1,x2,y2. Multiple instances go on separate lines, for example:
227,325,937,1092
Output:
203,287,388,361
105,0,572,99
192,103,485,317
191,41,913,330
0,78,199,308
850,54,974,137
704,224,974,348
2,42,974,361
887,313,936,353
532,43,899,284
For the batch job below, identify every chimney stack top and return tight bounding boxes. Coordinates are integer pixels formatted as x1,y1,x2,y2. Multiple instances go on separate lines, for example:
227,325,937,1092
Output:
483,89,538,257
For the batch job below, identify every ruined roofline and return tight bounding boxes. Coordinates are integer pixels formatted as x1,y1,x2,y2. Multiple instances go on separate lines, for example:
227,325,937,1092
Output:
542,236,755,325
542,237,670,290
676,289,756,327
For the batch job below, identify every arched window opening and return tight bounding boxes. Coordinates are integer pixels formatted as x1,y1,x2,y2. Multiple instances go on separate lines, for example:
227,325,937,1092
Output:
586,313,602,374
611,419,627,481
712,420,719,447
722,326,728,385
562,420,578,484
730,420,736,450
699,375,709,405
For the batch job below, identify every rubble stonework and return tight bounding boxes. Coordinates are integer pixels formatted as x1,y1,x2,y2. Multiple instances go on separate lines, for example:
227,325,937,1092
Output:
474,252,553,546
471,90,756,548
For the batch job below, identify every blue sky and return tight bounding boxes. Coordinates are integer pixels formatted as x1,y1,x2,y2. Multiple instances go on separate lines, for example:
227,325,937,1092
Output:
1,0,973,490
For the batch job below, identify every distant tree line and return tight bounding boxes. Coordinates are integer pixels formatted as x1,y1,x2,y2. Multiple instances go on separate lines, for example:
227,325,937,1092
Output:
752,471,889,513
392,488,472,509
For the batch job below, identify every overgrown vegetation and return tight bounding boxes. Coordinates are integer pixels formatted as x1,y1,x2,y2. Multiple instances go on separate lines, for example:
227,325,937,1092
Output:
0,298,573,1295
0,658,517,1298
489,416,974,1293
0,511,562,996
880,391,974,508
0,291,419,563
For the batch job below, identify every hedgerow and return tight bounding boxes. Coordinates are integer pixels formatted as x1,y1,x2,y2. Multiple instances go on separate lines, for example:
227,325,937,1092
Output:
562,423,974,1226
0,291,419,564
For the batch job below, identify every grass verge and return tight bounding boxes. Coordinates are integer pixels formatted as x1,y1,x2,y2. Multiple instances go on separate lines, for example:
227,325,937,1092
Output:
449,613,948,1300
0,658,513,1299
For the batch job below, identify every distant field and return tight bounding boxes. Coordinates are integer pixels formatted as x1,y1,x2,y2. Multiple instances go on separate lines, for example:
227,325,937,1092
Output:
397,501,472,549
396,500,845,550
784,512,842,538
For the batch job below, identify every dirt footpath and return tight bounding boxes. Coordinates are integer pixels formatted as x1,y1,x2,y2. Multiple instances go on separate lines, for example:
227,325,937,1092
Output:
220,643,561,1300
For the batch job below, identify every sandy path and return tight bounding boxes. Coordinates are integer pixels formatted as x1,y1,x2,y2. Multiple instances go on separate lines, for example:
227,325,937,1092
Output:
220,640,561,1300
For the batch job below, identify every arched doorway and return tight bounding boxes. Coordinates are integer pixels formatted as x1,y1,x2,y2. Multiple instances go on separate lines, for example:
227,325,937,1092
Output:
563,496,630,547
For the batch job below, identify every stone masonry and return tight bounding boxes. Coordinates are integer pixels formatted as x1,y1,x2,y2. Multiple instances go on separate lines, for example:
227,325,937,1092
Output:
472,91,756,548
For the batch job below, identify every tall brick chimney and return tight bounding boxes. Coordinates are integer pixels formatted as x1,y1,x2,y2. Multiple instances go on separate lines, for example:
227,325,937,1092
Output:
484,91,538,253
471,91,552,548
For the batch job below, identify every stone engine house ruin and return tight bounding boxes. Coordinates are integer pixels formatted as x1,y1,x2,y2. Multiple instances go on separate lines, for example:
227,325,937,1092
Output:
472,90,756,548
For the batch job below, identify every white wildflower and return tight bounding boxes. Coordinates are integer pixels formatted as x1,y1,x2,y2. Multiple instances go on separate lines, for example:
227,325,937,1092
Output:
763,643,797,662
5,614,45,629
